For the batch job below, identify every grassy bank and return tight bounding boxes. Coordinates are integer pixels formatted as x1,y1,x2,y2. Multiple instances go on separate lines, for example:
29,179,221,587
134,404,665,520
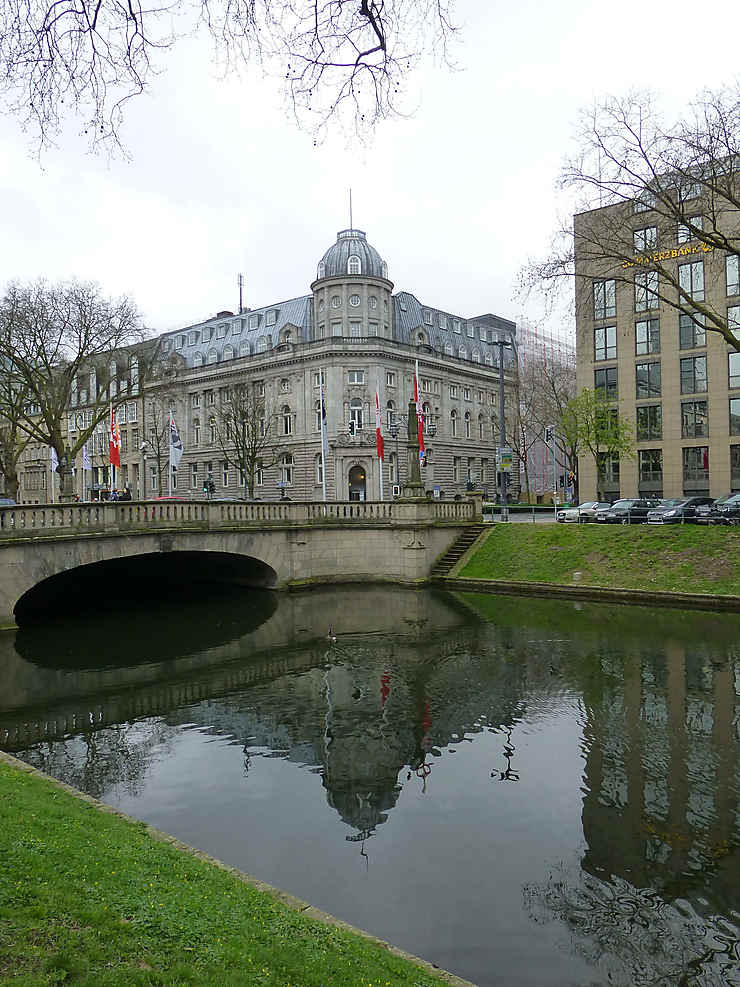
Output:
459,523,740,596
0,759,452,987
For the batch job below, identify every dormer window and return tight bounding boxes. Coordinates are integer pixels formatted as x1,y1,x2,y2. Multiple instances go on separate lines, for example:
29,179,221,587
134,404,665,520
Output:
423,311,432,325
317,261,326,279
266,309,278,327
348,255,361,275
381,262,388,279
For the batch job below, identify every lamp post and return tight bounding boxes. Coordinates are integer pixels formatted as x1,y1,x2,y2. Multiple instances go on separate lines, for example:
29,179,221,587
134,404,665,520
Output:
388,411,436,497
494,337,514,522
140,441,149,500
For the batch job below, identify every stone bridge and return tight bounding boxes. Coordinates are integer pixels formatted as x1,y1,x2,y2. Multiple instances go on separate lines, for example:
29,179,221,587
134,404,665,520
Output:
0,498,476,627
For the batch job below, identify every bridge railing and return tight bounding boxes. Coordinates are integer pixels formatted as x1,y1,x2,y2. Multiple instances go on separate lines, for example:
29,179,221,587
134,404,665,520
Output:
0,498,474,537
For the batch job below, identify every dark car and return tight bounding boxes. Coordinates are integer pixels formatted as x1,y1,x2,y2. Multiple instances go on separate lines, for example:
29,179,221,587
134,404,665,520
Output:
694,493,740,525
595,498,662,524
646,496,715,524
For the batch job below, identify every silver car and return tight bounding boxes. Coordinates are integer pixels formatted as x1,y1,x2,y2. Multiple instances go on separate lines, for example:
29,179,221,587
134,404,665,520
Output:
556,501,611,523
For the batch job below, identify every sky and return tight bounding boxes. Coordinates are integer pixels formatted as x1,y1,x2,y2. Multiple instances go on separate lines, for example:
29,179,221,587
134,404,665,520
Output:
1,0,738,338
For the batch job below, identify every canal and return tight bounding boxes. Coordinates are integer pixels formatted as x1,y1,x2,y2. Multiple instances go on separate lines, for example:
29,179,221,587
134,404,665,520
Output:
1,585,739,986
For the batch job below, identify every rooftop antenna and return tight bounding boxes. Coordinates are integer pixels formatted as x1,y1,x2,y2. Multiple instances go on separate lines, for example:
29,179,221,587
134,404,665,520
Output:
238,273,244,313
349,188,353,229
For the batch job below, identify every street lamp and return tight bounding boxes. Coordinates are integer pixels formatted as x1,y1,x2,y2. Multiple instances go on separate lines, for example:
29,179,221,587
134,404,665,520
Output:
388,411,437,495
140,441,149,500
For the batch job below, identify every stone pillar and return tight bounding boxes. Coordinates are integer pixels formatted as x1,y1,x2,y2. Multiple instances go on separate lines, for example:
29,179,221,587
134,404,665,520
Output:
58,446,76,503
402,398,425,499
465,490,484,521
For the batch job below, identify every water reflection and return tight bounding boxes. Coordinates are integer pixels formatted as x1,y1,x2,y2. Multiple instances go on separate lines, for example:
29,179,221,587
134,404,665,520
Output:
1,588,739,987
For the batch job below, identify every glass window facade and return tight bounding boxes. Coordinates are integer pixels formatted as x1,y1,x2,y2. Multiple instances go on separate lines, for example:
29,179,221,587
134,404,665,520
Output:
594,367,618,400
679,312,706,349
680,356,707,394
594,325,616,361
636,405,662,440
635,319,660,355
682,401,708,438
636,361,661,398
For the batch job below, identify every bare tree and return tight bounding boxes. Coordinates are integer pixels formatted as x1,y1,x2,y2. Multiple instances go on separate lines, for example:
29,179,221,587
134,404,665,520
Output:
0,375,32,501
0,279,144,501
0,0,458,150
564,388,633,503
213,381,280,498
523,86,740,352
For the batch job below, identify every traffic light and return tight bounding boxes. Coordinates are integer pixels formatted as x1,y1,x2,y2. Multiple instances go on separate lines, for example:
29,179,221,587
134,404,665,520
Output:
348,420,356,436
545,426,553,442
203,474,215,497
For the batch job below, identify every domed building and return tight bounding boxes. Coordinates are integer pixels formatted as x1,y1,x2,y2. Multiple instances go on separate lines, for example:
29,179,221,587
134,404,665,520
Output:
143,229,517,503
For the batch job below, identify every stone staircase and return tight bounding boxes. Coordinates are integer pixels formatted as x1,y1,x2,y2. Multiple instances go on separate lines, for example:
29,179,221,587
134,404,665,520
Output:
430,524,488,579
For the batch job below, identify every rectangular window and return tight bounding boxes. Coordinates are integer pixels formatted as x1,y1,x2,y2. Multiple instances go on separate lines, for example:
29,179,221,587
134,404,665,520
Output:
317,323,325,339
680,356,708,394
369,321,378,336
637,405,662,440
463,387,471,400
679,260,705,301
191,463,198,487
678,216,703,244
636,361,661,399
682,401,708,438
731,398,740,436
728,305,740,340
727,254,740,296
249,314,259,329
424,310,432,325
331,321,342,337
256,460,263,486
188,331,198,345
635,319,660,355
732,445,740,489
453,457,460,483
233,320,242,335
467,325,474,338
350,321,362,337
633,192,656,213
638,449,663,484
131,427,139,448
683,446,709,483
730,352,740,390
256,381,265,397
217,324,227,339
386,371,396,387
594,367,618,400
348,370,364,384
222,463,229,486
312,372,323,387
635,270,658,312
453,321,461,334
449,384,458,399
633,227,657,252
265,310,277,326
438,314,445,328
594,325,617,361
679,312,706,349
597,452,620,483
594,279,616,320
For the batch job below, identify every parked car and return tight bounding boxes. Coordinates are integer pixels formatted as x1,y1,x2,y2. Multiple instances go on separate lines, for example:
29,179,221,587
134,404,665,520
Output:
595,499,662,524
694,493,740,525
0,497,16,507
646,496,715,524
556,501,610,523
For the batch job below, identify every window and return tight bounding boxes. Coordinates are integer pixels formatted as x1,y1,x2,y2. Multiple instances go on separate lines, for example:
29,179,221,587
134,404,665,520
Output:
683,446,709,483
316,324,325,339
223,345,234,360
682,401,708,438
191,463,198,487
729,305,740,340
595,325,617,361
239,341,250,358
233,320,242,335
464,412,471,438
222,463,229,486
459,347,467,359
680,356,707,394
453,457,460,483
193,418,200,444
317,262,326,280
450,410,458,437
386,401,395,428
331,321,342,337
679,312,706,349
730,352,740,389
150,466,158,490
638,449,662,484
636,405,662,440
349,294,361,307
463,386,471,400
466,325,474,338
217,323,227,339
202,327,212,342
369,296,378,309
678,216,703,244
597,452,620,483
192,393,201,408
280,378,290,393
634,227,657,252
348,370,364,385
389,453,398,484
386,371,396,388
594,279,616,320
282,406,292,435
207,349,218,364
348,255,361,275
472,351,480,363
188,331,198,345
350,398,363,429
439,314,446,329
679,260,705,301
174,336,183,350
485,353,493,366
257,336,268,352
193,352,204,367
594,367,618,400
445,343,454,355
206,390,216,405
315,455,324,485
727,255,740,296
350,321,362,337
478,414,484,440
312,372,324,387
424,311,432,325
731,398,740,436
636,361,661,398
449,384,458,399
369,322,378,335
453,321,461,334
331,295,341,308
633,192,656,213
128,403,137,423
209,417,217,443
256,460,264,486
266,310,277,326
313,400,322,432
256,381,265,397
249,314,259,329
635,270,658,312
281,454,294,485
635,319,660,355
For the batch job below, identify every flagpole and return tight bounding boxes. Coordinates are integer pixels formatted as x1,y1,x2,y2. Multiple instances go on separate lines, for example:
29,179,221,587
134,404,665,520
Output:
168,405,173,497
376,377,384,502
320,372,327,502
109,400,114,498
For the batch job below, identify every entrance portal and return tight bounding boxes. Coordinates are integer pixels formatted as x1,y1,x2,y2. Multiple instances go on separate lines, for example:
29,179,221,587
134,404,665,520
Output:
348,465,367,501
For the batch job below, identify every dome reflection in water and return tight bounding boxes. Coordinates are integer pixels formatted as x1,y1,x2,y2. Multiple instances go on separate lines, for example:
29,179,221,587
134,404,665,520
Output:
1,586,739,987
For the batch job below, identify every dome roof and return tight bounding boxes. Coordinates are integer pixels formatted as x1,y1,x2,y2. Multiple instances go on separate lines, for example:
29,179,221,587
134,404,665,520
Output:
316,229,389,282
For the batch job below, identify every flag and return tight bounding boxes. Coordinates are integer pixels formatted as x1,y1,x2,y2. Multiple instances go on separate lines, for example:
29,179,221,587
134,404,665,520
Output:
50,447,58,473
414,360,425,463
109,404,121,468
169,413,183,468
319,376,329,460
82,443,91,471
375,379,384,461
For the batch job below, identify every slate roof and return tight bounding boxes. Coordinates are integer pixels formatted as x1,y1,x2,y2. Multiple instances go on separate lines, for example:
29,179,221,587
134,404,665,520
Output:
317,229,388,280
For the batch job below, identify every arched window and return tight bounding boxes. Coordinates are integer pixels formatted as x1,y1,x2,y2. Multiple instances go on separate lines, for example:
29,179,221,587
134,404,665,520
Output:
315,454,323,485
445,343,453,356
193,352,204,367
193,418,200,445
485,353,493,366
347,254,361,275
417,331,426,345
207,348,218,364
223,344,234,360
257,336,268,353
450,409,458,438
280,378,290,393
386,400,395,429
478,414,485,440
350,398,363,430
239,341,250,358
464,412,471,439
281,328,292,344
209,417,217,443
459,348,467,360
317,261,326,279
281,453,294,485
282,405,293,435
472,350,480,363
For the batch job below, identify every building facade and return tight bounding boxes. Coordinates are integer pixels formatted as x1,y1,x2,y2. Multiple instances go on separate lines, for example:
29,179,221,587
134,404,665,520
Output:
575,199,740,501
139,228,517,503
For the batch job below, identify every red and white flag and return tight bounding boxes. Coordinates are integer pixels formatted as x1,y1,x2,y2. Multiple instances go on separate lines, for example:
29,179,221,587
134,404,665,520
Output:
375,381,384,461
414,360,425,463
109,404,121,468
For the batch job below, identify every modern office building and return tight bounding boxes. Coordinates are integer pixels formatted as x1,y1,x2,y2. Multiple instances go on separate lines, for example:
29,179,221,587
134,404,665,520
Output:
575,197,740,501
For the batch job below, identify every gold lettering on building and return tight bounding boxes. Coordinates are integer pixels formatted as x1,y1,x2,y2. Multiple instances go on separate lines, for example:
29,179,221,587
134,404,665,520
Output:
622,242,714,268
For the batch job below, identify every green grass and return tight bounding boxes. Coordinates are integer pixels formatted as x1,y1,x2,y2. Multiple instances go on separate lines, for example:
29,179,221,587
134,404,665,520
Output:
458,523,740,596
0,761,449,986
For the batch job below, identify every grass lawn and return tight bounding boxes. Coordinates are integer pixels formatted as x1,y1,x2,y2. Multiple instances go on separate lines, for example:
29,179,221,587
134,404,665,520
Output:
458,523,740,596
0,760,450,987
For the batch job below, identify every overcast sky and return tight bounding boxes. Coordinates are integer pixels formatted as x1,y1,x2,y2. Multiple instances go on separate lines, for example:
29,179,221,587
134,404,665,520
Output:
1,0,737,337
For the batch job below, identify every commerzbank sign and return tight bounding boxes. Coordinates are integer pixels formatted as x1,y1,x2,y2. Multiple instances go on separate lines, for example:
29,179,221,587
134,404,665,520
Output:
622,242,713,268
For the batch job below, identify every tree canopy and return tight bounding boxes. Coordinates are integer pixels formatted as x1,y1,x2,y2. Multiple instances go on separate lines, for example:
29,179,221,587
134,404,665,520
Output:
0,0,458,149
